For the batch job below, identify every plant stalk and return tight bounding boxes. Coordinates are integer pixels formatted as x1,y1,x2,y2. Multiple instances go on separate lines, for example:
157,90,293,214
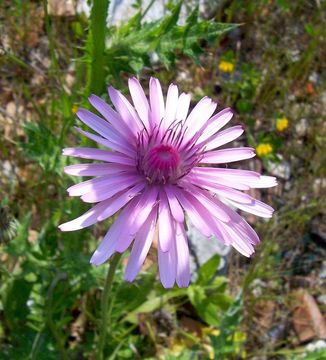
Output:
97,253,122,360
88,0,110,95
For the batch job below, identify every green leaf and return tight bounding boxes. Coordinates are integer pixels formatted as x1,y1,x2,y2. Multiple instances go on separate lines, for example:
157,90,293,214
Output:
187,285,221,326
122,288,187,324
197,254,220,285
102,3,236,79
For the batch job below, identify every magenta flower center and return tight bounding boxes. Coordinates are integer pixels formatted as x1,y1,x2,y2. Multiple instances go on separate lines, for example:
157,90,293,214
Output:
148,144,180,171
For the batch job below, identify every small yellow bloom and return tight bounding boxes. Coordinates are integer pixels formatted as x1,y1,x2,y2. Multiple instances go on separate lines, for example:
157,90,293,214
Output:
71,104,79,114
256,143,273,157
202,343,215,359
276,117,289,132
202,327,220,337
218,60,235,73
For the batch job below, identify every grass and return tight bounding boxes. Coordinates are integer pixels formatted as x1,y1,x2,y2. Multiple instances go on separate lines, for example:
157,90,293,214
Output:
0,0,326,359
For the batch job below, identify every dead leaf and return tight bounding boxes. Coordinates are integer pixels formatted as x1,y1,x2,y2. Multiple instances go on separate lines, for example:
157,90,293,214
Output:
48,0,76,17
254,300,277,329
292,290,326,343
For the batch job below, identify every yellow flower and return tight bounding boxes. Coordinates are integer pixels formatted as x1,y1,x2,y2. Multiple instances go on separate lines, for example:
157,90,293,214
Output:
71,104,79,114
256,143,273,157
276,117,289,132
202,327,220,337
218,60,235,73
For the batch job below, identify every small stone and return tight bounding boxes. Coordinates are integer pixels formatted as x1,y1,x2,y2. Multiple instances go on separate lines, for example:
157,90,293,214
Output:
306,340,326,353
317,295,326,305
48,0,76,16
295,118,308,137
313,178,326,195
308,72,319,84
6,101,16,117
187,218,230,279
270,161,291,180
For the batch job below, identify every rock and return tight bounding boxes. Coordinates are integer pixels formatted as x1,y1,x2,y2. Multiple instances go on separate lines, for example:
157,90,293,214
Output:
48,0,76,16
287,48,300,62
317,295,326,305
305,340,326,353
313,178,326,196
251,278,267,297
186,218,230,279
308,72,319,84
295,118,308,137
319,264,326,280
310,214,326,246
269,161,291,180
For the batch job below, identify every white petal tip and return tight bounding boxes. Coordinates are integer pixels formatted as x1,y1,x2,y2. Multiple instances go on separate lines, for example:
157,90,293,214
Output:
124,274,136,283
58,223,74,232
161,282,175,289
176,280,190,288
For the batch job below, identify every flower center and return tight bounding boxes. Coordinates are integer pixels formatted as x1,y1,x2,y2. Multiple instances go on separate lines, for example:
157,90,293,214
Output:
136,124,201,185
148,144,180,172
139,143,182,184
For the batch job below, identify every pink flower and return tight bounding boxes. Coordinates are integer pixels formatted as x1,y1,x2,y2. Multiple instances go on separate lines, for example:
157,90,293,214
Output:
59,77,277,288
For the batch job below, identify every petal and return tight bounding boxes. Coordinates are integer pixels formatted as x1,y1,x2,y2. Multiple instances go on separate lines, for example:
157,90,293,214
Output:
88,94,134,139
175,222,190,288
128,77,150,130
64,163,133,177
215,220,254,256
67,176,114,196
90,199,139,266
58,200,111,232
184,97,217,140
158,236,176,288
164,185,184,223
127,186,159,236
76,108,121,142
97,182,146,221
245,175,278,188
187,171,250,191
201,125,244,151
81,175,142,203
75,127,135,156
124,207,157,282
197,108,234,143
62,148,136,165
227,198,274,218
215,200,260,245
114,187,159,253
201,147,256,164
192,167,260,181
191,179,253,204
180,184,230,222
232,241,254,257
158,190,174,252
149,77,165,126
172,187,216,237
175,93,191,121
164,84,179,129
108,86,142,134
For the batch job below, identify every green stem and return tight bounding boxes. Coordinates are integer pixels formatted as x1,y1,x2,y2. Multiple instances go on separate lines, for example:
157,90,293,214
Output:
97,253,122,360
88,0,110,95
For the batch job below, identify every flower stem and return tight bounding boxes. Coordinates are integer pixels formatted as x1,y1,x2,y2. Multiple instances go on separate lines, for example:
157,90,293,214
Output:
97,252,122,360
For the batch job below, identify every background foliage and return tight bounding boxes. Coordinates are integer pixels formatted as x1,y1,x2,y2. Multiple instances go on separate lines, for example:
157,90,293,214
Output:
1,0,326,359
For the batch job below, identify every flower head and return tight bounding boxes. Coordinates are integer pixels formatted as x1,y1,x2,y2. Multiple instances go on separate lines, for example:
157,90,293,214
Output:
59,77,277,288
256,143,273,157
218,60,235,73
276,116,289,132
